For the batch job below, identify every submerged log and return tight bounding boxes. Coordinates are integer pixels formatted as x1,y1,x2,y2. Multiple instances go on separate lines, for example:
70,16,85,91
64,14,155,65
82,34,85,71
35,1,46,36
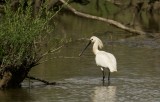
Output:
26,76,56,85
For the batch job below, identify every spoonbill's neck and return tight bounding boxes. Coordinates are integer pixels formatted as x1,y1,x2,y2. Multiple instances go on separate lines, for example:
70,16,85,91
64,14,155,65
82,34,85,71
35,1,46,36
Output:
93,41,100,55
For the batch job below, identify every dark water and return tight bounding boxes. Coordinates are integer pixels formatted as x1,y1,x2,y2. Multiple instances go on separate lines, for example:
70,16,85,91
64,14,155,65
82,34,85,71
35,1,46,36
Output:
1,9,160,102
1,39,160,102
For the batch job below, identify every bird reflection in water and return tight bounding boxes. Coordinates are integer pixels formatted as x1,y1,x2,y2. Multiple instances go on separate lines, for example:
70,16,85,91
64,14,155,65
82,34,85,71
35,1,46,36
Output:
91,86,117,102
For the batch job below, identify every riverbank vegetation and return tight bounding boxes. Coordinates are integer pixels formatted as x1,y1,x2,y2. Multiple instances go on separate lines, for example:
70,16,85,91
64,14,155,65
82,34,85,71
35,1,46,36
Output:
0,1,62,88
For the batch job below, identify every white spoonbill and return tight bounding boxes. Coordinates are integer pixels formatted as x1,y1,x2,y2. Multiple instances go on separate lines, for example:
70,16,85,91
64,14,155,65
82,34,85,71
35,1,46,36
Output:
79,36,117,83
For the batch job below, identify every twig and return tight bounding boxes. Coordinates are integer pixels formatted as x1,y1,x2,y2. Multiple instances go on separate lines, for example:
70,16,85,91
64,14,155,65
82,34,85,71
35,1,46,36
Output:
26,76,56,85
41,45,64,58
38,56,79,65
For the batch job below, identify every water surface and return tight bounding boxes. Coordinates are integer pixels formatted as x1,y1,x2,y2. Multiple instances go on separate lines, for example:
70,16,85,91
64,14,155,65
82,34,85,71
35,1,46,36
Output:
1,37,160,102
1,8,160,102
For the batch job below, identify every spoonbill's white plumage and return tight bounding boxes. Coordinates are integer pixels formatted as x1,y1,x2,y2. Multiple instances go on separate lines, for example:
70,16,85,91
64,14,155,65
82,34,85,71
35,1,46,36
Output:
79,36,117,84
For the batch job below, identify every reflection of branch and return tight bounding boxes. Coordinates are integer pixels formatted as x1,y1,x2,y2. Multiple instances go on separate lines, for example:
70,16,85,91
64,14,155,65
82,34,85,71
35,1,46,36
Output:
59,0,156,38
26,76,56,85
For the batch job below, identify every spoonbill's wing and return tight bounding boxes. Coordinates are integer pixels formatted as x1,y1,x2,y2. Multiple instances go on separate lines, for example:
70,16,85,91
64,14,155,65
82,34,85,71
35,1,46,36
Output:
95,51,117,72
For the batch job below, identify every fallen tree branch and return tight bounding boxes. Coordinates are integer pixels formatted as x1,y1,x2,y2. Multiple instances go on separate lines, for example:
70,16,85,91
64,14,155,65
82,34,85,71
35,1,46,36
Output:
59,0,157,38
26,76,56,85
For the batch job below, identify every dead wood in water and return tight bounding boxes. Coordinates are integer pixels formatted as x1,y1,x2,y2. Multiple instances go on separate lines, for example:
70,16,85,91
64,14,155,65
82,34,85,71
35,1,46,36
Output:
59,0,158,38
26,76,56,85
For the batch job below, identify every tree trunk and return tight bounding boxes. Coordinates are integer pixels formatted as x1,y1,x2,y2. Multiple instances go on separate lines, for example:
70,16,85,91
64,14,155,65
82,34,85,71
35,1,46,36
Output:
0,66,31,88
0,71,12,89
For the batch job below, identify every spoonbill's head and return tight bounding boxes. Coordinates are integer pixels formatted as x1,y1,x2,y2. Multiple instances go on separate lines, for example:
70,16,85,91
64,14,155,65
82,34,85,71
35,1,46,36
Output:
79,36,103,56
90,36,103,49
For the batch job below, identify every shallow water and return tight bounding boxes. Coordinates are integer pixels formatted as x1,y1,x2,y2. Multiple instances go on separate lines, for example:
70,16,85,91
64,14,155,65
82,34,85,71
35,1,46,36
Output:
1,6,160,102
1,38,160,102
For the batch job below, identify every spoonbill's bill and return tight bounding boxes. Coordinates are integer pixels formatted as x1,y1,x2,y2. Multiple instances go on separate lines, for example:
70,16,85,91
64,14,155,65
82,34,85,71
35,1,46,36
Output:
79,36,117,84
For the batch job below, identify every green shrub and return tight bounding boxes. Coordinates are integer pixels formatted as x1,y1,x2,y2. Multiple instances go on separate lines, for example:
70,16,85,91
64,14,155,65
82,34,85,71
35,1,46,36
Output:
0,2,56,70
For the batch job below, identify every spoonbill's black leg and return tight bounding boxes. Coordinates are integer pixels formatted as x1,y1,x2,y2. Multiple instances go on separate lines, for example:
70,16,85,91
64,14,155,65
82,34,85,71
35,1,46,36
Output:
101,67,105,82
108,68,111,85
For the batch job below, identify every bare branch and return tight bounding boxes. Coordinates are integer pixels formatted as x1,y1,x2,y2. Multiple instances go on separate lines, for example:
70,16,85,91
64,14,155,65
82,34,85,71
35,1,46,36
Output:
41,45,64,57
